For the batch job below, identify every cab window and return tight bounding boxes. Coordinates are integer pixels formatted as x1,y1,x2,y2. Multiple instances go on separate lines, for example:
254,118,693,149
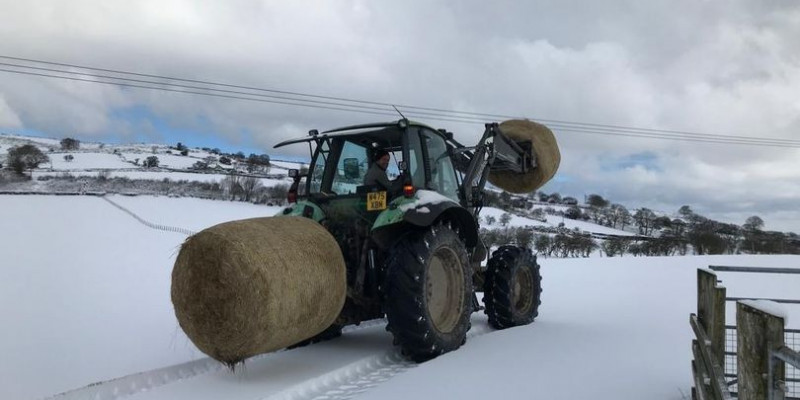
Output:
308,140,330,193
421,129,459,201
406,129,424,187
331,140,369,194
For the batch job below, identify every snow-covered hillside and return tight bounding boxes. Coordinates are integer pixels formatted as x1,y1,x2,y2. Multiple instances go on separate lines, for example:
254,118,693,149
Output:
1,134,307,192
1,194,798,400
480,206,635,236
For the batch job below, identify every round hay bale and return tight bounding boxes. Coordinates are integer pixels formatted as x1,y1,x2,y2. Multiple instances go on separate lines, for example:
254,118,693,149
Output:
487,119,561,194
171,216,346,366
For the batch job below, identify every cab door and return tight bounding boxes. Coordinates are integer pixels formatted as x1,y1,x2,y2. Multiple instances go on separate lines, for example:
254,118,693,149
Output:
420,128,460,202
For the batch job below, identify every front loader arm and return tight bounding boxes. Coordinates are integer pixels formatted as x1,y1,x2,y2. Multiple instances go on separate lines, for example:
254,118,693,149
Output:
457,123,536,210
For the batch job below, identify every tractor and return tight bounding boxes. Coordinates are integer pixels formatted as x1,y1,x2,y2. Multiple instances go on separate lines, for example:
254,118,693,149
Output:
273,119,549,361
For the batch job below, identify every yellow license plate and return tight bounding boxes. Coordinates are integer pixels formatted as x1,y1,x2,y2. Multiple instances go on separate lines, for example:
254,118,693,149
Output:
366,191,387,211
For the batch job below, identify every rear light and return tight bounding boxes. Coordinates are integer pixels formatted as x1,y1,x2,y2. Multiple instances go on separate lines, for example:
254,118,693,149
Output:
403,184,415,198
287,190,297,203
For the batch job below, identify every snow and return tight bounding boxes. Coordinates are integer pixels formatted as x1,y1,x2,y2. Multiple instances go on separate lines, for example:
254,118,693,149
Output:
398,190,454,211
153,154,205,169
480,206,636,236
0,195,287,399
541,213,637,236
0,133,62,148
270,160,307,170
0,196,198,400
1,194,799,400
108,195,284,232
47,152,132,170
30,170,293,186
739,300,789,325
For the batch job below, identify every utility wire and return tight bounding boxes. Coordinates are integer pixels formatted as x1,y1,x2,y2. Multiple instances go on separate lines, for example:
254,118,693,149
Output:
5,54,796,145
0,67,399,118
2,55,799,148
4,54,798,146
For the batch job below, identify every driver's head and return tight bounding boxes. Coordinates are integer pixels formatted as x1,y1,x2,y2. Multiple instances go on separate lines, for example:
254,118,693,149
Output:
373,149,390,170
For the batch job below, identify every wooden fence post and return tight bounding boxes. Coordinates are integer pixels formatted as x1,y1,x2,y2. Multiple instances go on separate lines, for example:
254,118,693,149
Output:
698,269,726,365
736,302,785,400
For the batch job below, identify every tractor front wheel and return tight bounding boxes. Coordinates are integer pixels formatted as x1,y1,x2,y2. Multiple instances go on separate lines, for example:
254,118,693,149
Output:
483,246,542,329
384,224,472,362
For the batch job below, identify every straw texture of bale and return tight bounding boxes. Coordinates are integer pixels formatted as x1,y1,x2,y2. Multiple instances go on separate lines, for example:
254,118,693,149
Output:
488,119,561,194
171,216,346,366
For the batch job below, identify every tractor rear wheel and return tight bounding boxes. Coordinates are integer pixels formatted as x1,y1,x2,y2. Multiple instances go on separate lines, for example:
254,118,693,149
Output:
384,224,472,362
483,246,542,329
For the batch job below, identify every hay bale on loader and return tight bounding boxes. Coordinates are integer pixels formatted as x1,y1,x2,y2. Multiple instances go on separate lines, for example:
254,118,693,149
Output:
171,216,346,366
488,119,560,194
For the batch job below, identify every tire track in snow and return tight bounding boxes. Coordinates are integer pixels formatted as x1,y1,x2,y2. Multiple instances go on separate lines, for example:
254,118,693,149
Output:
100,195,197,235
45,357,224,400
42,320,387,400
262,322,494,400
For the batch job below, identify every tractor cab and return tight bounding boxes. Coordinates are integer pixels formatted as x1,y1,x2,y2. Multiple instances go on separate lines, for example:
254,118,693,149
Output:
275,120,462,226
274,120,475,326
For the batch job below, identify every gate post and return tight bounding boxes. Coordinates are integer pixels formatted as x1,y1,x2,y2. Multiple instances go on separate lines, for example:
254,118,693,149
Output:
698,269,726,365
736,301,785,400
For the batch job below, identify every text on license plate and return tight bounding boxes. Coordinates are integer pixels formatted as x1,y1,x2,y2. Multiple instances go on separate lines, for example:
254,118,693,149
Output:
367,191,387,211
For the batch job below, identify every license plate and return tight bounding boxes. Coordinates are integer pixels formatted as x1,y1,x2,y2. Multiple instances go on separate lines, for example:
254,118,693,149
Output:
366,191,387,211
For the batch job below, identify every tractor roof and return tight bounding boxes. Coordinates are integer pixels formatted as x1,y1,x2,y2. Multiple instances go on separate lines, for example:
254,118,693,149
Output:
273,119,442,149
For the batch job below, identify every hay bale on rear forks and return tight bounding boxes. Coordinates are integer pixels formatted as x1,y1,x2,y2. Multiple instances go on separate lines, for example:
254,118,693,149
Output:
488,119,561,194
171,216,346,367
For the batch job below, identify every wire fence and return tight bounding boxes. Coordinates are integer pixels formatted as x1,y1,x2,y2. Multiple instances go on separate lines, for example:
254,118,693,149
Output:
2,191,197,235
100,196,196,236
725,326,800,399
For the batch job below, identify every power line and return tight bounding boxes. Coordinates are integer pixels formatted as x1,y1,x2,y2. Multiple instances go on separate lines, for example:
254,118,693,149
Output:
4,58,799,148
2,55,799,148
0,67,399,118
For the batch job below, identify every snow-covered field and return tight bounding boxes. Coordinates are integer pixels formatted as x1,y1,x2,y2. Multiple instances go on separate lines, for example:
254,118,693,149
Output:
2,194,798,400
47,152,133,170
30,170,294,187
481,206,636,236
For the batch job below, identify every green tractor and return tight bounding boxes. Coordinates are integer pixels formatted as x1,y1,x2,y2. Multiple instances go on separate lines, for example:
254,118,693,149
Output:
273,119,553,362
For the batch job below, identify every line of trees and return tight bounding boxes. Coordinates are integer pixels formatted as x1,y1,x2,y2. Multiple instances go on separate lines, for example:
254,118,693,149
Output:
480,226,598,258
479,197,799,257
538,192,799,256
22,173,291,205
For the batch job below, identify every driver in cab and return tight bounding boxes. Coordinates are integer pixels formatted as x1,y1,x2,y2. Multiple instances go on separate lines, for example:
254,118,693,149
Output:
364,149,403,197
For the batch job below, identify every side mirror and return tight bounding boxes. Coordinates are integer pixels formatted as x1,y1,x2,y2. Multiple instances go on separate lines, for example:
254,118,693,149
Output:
288,169,299,178
343,158,360,179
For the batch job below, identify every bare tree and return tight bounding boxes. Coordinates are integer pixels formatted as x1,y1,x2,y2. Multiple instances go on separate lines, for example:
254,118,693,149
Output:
633,208,657,236
606,203,630,229
6,144,49,177
240,176,263,202
222,174,243,200
743,215,764,232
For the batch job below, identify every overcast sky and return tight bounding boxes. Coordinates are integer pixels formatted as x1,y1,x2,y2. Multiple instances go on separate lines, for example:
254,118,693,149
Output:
1,1,798,232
